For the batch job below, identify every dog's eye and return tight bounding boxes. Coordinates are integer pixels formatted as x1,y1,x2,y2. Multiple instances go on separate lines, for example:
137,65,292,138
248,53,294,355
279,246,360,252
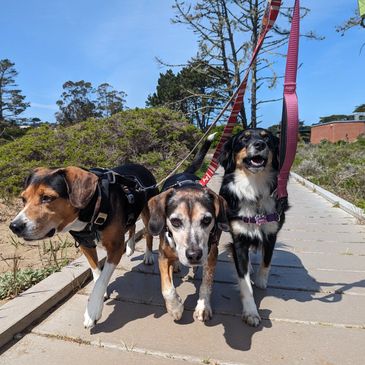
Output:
21,197,26,205
41,195,55,204
170,218,183,228
201,216,212,226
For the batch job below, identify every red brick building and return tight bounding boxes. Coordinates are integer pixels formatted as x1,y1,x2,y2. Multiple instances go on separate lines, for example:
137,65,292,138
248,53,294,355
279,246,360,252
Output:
310,121,365,144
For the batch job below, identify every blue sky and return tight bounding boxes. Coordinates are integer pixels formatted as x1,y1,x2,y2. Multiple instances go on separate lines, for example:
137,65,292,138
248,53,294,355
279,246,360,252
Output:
1,0,363,127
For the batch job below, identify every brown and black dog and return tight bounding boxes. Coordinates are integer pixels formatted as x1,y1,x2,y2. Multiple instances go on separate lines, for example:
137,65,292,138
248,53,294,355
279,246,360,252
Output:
148,134,229,322
9,163,158,328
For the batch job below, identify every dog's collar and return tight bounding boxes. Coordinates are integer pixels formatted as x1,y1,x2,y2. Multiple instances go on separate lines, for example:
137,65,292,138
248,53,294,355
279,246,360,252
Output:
231,213,280,225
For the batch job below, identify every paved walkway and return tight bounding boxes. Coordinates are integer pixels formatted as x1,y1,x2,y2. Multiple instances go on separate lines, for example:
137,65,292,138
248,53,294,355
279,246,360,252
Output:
1,171,365,365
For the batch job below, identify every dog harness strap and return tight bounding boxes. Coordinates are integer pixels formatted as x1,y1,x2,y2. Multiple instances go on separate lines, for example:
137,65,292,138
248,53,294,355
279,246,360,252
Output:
199,0,282,186
277,0,300,199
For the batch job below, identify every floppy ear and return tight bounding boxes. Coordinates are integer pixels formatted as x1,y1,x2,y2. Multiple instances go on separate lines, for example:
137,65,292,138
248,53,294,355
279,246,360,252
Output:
148,189,174,236
219,135,236,173
55,167,99,209
209,190,230,232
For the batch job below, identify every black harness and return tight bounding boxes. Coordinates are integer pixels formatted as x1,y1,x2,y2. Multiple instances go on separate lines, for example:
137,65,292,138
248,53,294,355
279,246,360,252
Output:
70,168,146,248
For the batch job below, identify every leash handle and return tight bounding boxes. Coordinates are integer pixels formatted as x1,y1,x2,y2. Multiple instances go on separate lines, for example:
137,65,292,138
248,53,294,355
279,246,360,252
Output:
199,0,282,186
277,0,300,199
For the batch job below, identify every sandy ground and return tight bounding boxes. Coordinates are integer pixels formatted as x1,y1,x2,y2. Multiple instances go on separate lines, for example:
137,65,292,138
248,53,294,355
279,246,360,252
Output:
0,199,81,274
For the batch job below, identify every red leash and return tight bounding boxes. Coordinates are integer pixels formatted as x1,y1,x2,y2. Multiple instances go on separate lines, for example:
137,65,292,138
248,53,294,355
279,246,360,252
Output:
199,0,282,186
200,0,300,199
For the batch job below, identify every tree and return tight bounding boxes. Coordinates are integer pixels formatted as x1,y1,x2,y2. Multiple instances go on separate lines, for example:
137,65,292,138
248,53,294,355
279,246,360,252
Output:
147,61,225,130
354,104,365,113
319,114,353,124
336,9,365,35
95,83,127,118
55,81,97,125
56,81,127,125
0,59,30,124
170,0,321,128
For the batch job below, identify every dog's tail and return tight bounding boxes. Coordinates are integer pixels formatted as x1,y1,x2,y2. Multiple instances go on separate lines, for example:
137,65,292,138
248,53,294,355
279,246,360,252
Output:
184,132,217,174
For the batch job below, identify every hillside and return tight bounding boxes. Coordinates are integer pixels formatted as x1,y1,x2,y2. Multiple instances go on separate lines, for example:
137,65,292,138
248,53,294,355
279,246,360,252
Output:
0,108,200,196
293,137,365,210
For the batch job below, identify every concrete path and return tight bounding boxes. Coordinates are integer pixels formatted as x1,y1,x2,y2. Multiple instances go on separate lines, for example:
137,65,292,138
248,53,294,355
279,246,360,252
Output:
1,170,365,365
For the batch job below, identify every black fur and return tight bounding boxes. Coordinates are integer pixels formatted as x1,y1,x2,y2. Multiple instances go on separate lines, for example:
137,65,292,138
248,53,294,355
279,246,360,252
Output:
219,128,288,278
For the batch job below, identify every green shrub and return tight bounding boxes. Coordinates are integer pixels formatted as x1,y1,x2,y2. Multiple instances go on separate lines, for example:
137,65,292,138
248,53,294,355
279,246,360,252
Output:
0,108,201,197
0,266,58,299
293,139,365,210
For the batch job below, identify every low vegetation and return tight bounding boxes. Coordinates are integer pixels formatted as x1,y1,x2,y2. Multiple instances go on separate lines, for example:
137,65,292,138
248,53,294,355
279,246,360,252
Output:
0,107,200,196
293,136,365,210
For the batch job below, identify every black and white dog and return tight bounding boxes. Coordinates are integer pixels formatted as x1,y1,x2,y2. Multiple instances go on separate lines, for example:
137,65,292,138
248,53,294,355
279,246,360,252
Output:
219,128,288,327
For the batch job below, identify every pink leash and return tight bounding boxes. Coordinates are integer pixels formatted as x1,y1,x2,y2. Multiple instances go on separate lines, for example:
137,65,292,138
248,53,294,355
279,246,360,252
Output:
277,0,300,199
200,0,300,201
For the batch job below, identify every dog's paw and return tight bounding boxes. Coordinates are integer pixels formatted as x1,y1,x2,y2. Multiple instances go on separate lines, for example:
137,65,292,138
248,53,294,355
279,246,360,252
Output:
83,298,104,329
166,297,184,321
125,238,135,257
242,310,261,327
143,250,154,265
194,299,212,322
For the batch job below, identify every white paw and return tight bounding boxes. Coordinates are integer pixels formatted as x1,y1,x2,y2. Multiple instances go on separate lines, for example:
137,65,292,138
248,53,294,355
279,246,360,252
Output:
242,310,261,327
255,266,270,289
126,238,135,257
143,250,154,265
194,300,212,321
83,298,104,329
254,274,268,289
166,297,184,321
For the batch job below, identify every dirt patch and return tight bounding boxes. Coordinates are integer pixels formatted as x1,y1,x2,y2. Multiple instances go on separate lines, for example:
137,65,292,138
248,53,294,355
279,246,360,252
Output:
0,198,81,274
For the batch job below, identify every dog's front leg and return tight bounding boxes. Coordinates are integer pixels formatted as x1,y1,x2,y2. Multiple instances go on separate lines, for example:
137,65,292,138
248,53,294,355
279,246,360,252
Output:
159,247,183,321
232,239,261,327
194,243,218,321
83,237,124,329
255,233,276,289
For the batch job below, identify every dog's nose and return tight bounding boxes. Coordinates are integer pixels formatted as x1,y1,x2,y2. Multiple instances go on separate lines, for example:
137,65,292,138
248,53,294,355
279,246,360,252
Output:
186,248,203,262
9,221,26,235
253,140,266,151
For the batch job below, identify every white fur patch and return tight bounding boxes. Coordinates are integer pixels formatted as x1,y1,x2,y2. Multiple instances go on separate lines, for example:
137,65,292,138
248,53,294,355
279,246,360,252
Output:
61,218,88,233
239,272,261,327
255,264,270,289
229,169,278,240
84,262,116,329
125,236,135,257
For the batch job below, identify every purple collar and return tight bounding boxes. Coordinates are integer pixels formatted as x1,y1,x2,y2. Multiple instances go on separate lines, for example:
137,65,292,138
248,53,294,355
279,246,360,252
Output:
233,213,280,225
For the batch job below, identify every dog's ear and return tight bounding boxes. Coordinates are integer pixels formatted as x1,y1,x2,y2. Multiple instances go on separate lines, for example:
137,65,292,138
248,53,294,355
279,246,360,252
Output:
219,135,237,173
148,189,174,236
55,167,99,209
209,190,230,232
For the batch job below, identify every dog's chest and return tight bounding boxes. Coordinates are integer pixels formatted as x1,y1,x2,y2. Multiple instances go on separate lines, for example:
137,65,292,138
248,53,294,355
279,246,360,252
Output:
228,171,278,240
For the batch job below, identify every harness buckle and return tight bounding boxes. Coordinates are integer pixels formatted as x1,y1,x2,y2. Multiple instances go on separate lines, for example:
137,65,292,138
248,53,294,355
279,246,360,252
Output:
106,171,116,184
255,214,267,226
94,212,108,225
126,193,135,204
